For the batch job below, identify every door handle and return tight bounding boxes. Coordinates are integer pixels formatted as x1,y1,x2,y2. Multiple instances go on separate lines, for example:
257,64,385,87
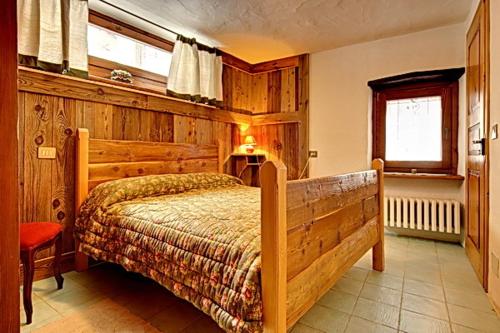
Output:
472,138,486,155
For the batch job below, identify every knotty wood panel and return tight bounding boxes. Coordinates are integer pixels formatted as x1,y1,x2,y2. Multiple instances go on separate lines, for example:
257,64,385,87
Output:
18,53,309,276
286,170,378,230
287,196,379,280
233,123,300,180
286,218,379,326
19,91,235,271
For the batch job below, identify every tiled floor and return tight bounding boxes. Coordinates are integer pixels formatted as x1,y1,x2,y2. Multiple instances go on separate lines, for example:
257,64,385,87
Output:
20,234,500,333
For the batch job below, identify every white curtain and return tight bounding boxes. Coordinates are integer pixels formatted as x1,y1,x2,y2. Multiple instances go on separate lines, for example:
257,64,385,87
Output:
18,0,89,77
167,36,223,106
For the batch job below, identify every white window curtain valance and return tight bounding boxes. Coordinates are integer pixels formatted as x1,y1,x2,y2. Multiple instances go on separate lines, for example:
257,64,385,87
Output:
167,35,223,107
18,0,89,78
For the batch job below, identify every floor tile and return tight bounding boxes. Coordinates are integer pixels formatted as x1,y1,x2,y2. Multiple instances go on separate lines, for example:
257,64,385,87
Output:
352,297,400,329
447,304,500,333
332,277,364,296
366,271,404,291
32,276,85,299
360,283,402,307
444,287,495,313
299,304,350,333
317,289,357,314
344,266,369,282
451,323,482,333
403,279,445,301
400,309,451,333
345,316,397,333
290,323,325,333
19,301,61,326
149,301,204,333
402,293,448,320
43,288,103,315
180,316,224,333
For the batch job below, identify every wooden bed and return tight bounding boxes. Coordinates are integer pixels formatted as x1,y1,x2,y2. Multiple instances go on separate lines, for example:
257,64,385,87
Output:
74,128,385,333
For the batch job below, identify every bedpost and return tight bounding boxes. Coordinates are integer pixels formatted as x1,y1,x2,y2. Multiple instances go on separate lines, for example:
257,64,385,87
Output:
75,128,89,272
260,160,287,333
372,158,385,272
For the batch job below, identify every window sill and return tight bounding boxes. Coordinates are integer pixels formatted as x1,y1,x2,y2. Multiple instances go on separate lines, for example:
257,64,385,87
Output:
384,172,465,181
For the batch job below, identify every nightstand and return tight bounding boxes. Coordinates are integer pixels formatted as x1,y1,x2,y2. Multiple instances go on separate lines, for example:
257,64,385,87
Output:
229,153,266,187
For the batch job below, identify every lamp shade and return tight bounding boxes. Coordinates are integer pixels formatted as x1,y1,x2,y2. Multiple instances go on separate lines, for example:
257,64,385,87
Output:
244,135,257,146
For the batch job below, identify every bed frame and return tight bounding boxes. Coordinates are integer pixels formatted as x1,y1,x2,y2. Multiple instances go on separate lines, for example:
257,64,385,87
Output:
74,128,385,332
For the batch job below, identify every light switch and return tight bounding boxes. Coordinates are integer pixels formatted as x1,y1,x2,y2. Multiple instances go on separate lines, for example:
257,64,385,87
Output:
492,124,498,140
38,147,57,159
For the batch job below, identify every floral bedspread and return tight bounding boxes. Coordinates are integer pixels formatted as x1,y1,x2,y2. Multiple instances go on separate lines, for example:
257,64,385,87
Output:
75,173,263,332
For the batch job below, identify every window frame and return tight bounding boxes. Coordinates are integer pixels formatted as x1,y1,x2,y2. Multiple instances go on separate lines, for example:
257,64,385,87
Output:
88,10,174,93
370,69,463,175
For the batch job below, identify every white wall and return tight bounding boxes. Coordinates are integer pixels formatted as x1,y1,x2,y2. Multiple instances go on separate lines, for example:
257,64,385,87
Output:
309,23,467,203
489,0,500,311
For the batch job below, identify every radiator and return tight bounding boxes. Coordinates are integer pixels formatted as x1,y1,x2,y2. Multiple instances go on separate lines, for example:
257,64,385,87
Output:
384,196,461,234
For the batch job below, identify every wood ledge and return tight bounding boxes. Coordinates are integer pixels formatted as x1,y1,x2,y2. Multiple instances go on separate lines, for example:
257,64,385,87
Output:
18,67,302,126
384,172,465,181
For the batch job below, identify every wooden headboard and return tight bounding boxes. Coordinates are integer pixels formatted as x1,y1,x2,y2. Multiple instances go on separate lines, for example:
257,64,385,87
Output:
75,128,224,210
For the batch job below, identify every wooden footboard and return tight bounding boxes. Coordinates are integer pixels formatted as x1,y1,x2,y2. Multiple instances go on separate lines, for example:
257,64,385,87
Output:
260,159,384,332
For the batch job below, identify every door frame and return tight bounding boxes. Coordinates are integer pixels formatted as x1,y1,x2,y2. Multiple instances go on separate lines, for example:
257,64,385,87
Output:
0,0,19,331
465,0,490,290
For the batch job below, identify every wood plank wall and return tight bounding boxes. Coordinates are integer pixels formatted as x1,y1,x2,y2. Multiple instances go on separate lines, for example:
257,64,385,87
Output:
17,53,309,279
226,55,308,180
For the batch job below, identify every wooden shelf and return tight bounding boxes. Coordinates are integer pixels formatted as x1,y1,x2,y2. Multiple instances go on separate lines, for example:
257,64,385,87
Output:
384,172,465,181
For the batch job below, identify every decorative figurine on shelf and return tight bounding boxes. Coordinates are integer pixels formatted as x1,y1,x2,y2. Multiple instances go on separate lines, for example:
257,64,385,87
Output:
243,135,257,153
110,69,133,83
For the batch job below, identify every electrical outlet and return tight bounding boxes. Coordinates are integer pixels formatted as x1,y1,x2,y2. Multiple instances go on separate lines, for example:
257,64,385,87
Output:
492,252,500,278
309,150,318,158
38,147,57,159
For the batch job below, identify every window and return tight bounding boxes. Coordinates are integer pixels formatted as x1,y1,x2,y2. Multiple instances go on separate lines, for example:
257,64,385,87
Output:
88,24,172,76
88,11,174,93
370,68,464,174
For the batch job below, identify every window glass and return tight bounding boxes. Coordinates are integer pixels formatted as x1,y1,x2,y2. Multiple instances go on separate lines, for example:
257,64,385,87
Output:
385,96,442,161
88,24,171,76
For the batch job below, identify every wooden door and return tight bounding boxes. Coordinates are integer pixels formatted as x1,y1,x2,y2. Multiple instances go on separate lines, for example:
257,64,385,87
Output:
0,0,20,331
465,0,489,290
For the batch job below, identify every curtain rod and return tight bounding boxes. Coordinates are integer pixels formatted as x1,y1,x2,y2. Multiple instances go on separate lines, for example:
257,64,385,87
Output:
96,0,180,37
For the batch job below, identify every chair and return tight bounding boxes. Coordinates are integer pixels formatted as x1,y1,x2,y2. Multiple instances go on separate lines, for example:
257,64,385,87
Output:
20,222,64,324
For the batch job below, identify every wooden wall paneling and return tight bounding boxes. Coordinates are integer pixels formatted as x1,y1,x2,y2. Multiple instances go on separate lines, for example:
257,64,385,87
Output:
284,123,300,179
93,103,113,140
19,68,253,126
267,70,282,113
174,115,197,144
195,118,214,145
223,66,253,114
23,94,55,261
18,93,26,224
250,73,268,114
222,65,234,111
214,122,233,172
281,68,297,112
251,55,300,73
53,97,77,254
298,54,310,178
150,111,174,142
123,108,141,141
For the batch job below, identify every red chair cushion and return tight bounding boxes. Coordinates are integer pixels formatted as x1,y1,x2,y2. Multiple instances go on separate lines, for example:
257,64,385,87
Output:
20,222,62,250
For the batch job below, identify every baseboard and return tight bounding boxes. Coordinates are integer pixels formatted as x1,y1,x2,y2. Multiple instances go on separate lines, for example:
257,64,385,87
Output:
489,294,500,316
19,251,75,284
385,227,461,243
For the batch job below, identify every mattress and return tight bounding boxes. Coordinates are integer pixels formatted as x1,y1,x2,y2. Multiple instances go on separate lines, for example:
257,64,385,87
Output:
75,173,262,332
